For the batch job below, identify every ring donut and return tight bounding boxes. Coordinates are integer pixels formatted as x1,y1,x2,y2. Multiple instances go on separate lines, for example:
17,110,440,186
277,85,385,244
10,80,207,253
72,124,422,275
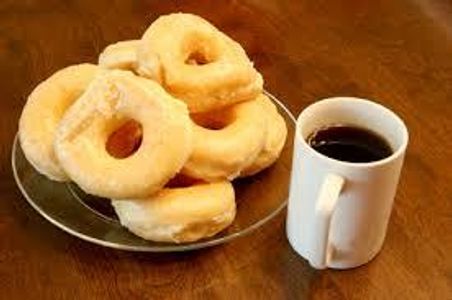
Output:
181,97,267,181
99,40,139,72
54,70,192,198
137,13,263,113
112,180,236,243
241,94,287,176
19,64,99,181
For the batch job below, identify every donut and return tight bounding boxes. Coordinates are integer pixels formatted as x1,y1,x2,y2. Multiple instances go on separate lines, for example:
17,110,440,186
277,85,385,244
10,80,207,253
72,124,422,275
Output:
54,70,193,199
240,94,288,176
181,97,267,181
137,13,263,113
19,64,99,181
112,180,236,243
98,40,139,72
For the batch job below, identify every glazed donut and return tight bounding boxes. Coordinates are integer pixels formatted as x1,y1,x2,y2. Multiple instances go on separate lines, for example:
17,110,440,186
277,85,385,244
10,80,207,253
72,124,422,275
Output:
181,97,267,181
137,13,263,113
98,40,139,72
112,180,236,243
54,70,193,199
240,94,287,176
19,64,99,181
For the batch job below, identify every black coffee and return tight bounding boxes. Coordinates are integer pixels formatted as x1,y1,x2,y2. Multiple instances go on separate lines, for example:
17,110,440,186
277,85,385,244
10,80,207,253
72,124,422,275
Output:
308,125,393,163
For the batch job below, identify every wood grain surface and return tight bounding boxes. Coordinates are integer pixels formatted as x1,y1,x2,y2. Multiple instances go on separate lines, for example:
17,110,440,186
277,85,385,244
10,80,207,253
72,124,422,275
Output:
1,0,451,299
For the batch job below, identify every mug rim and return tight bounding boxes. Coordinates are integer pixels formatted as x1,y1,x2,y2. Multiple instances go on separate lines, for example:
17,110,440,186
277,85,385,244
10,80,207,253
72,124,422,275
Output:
296,97,409,168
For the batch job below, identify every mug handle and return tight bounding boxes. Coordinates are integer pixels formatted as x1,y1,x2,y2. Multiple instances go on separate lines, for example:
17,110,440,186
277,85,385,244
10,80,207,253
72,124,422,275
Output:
309,173,345,269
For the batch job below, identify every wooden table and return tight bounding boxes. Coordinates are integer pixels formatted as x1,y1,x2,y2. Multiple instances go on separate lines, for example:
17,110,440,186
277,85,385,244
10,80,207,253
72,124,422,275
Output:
1,1,451,299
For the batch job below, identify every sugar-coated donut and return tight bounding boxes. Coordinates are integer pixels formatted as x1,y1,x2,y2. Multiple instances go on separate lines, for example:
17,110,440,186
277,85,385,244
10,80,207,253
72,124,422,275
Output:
181,97,267,181
54,70,193,199
137,13,263,113
98,40,139,72
19,64,99,181
112,180,236,243
240,94,287,176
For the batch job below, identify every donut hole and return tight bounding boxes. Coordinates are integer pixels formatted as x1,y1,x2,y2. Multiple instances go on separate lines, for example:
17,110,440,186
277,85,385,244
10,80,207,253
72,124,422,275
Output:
106,119,143,159
182,33,219,66
185,51,210,65
191,110,232,130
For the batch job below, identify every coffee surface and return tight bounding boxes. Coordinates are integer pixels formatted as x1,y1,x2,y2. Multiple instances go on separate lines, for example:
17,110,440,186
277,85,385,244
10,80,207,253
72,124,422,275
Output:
308,125,393,163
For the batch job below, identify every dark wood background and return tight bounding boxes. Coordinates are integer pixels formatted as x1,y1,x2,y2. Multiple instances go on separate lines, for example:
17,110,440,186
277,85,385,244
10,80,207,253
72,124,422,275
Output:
1,0,451,299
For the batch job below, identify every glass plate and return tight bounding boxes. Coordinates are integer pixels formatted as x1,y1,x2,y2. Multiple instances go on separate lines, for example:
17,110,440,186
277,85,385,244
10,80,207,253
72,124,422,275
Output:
12,91,296,252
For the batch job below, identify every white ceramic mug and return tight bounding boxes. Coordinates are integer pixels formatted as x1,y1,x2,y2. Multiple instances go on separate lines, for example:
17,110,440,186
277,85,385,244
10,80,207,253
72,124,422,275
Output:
286,97,408,269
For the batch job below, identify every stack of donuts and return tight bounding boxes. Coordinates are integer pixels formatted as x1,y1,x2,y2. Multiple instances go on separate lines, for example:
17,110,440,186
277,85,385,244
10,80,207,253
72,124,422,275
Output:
18,13,287,243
